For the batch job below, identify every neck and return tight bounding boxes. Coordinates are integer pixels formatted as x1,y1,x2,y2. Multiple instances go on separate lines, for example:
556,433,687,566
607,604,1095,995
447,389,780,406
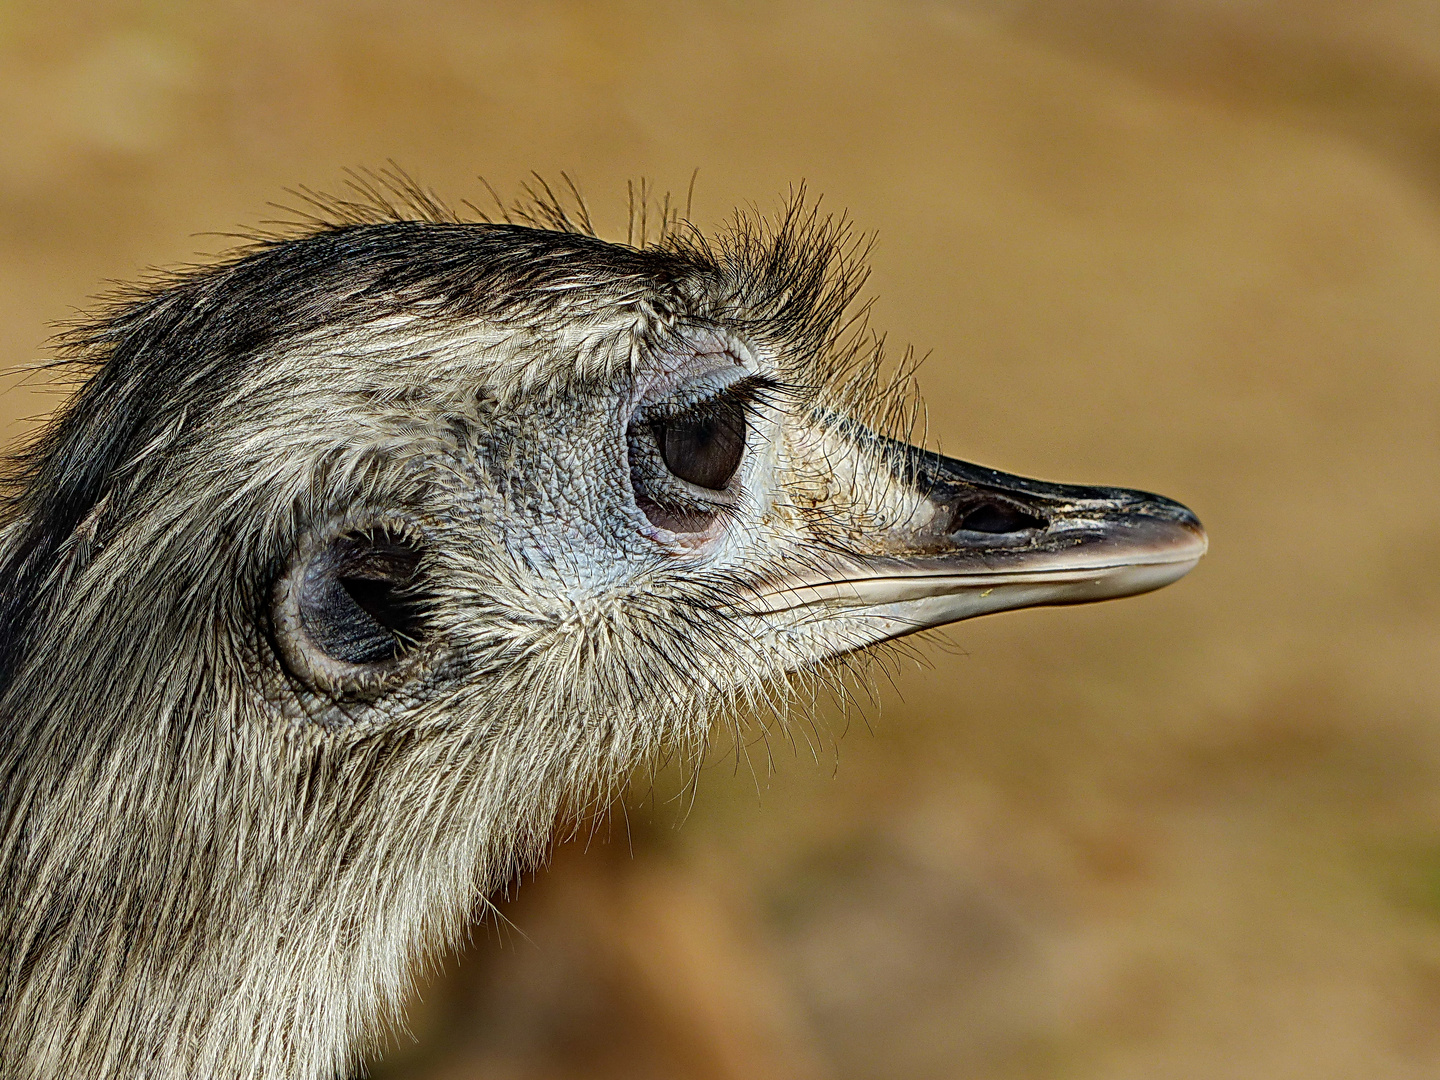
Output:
0,493,654,1078
0,677,557,1079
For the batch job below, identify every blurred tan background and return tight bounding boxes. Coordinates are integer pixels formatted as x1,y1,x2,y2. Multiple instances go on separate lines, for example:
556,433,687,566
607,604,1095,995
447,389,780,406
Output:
5,1,1440,1077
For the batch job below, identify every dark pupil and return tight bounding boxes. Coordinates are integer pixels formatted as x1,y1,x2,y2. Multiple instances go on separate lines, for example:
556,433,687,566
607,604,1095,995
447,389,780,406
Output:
653,400,746,490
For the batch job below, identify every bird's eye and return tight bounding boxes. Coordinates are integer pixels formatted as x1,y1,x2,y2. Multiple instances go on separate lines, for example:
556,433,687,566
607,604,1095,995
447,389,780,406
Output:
273,529,431,697
651,397,746,490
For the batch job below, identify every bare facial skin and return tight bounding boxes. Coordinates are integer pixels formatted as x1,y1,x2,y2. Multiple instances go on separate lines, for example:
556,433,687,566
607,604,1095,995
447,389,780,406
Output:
0,189,1204,1080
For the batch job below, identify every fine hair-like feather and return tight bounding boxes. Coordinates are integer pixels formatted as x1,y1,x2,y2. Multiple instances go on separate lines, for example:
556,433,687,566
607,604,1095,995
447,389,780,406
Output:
0,180,916,1079
0,174,1203,1080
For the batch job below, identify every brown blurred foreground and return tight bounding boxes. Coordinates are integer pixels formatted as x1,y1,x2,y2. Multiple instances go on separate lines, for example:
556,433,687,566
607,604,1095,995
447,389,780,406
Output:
4,3,1440,1078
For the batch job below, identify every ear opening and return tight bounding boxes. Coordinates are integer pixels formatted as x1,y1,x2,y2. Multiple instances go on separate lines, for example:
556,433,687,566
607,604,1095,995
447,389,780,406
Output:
271,526,433,699
300,532,425,664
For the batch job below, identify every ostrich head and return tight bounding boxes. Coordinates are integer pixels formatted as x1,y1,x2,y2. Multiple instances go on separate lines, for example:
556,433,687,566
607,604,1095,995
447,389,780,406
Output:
0,189,1204,1079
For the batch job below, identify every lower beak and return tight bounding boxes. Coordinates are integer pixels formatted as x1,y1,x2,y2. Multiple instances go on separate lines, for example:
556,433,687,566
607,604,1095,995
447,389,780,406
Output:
763,441,1207,643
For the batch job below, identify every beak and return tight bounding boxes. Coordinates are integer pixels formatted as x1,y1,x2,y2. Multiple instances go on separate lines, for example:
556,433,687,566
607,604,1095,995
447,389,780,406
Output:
763,430,1207,645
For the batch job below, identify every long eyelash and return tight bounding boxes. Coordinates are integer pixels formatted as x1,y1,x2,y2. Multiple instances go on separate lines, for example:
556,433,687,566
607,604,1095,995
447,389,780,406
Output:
728,373,802,416
648,374,800,425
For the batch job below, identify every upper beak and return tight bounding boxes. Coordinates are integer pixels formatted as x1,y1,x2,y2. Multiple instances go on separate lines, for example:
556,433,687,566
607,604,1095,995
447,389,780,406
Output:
762,433,1207,644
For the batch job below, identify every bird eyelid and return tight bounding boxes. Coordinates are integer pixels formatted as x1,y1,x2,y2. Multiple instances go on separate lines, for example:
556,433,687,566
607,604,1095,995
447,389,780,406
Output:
627,325,768,403
636,373,789,429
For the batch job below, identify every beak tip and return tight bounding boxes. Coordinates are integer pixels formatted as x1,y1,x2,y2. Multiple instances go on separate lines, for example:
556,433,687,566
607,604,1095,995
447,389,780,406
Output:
1151,497,1208,564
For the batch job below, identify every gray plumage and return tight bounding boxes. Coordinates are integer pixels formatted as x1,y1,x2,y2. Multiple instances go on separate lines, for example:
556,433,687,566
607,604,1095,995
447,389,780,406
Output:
0,184,1204,1079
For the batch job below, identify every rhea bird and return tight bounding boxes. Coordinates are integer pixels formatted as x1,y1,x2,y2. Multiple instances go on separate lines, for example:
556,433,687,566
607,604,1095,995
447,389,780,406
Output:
0,184,1204,1079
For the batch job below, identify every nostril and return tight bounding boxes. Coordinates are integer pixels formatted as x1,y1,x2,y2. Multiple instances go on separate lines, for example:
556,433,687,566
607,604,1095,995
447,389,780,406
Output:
953,501,1045,535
